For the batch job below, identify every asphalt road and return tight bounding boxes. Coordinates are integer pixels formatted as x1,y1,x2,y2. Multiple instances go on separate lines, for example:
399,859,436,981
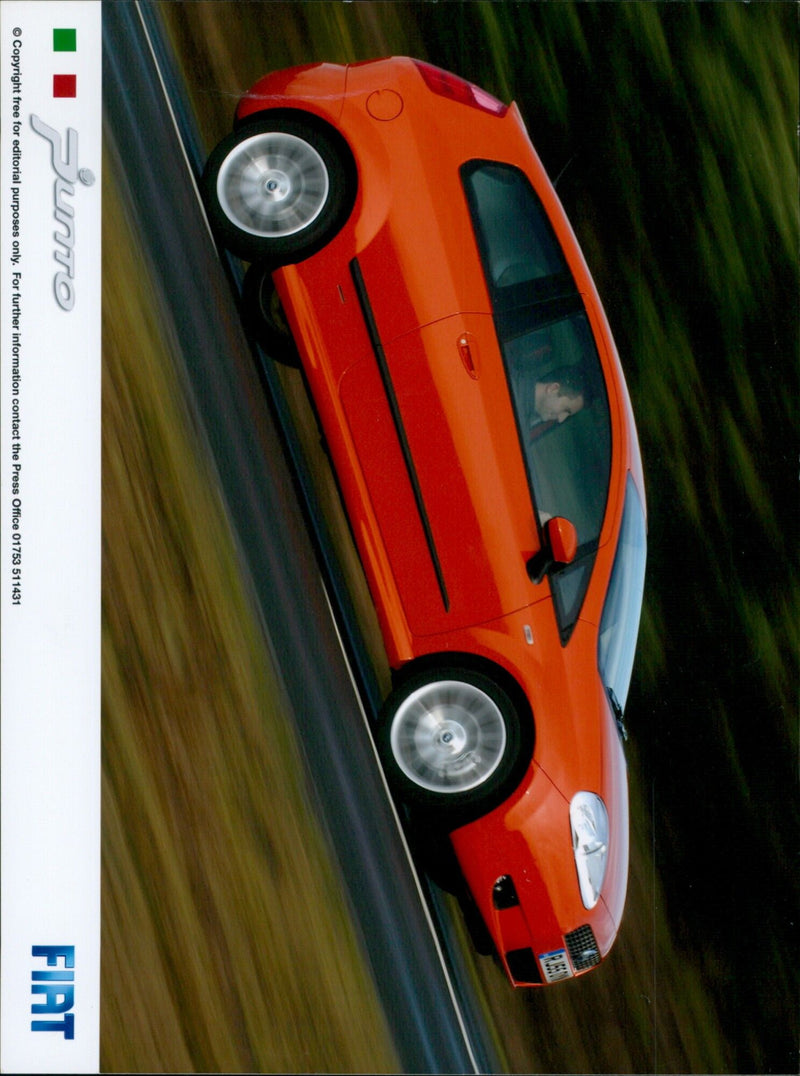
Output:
103,3,501,1072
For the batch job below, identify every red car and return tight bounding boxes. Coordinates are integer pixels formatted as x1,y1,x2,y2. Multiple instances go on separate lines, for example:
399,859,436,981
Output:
202,57,647,986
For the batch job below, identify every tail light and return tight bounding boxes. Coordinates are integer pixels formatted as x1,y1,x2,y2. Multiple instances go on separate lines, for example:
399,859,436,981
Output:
413,60,508,117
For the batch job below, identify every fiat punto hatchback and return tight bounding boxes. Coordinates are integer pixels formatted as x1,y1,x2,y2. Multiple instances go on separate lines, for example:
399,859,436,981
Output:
203,57,647,987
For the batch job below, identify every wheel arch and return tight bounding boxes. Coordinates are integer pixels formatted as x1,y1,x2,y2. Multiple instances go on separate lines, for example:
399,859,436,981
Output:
232,105,359,190
392,650,533,723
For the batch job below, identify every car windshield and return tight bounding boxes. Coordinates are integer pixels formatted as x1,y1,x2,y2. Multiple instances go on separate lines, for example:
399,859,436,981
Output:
462,160,612,639
598,475,647,710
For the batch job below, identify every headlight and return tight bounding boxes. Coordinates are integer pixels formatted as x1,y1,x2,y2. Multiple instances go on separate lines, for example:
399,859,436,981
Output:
570,792,609,909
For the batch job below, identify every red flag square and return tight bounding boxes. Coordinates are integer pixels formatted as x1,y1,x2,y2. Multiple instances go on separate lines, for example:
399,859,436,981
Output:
53,74,77,98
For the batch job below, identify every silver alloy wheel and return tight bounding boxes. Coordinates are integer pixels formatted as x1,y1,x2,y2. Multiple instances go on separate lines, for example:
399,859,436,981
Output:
390,680,508,794
216,131,330,239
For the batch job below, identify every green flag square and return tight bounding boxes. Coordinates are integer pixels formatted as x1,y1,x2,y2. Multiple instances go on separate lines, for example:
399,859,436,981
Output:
53,28,77,52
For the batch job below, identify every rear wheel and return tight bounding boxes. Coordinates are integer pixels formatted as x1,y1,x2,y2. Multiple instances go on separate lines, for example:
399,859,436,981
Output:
379,667,523,815
202,114,355,264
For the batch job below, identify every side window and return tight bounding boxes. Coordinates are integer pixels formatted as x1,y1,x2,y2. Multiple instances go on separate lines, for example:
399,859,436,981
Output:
462,161,569,295
504,313,610,534
463,160,613,642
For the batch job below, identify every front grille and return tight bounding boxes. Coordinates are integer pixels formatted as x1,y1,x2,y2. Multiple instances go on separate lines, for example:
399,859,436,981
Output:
565,924,601,971
505,947,542,985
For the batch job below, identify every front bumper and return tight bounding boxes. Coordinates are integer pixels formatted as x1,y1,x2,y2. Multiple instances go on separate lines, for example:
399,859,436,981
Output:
451,759,618,986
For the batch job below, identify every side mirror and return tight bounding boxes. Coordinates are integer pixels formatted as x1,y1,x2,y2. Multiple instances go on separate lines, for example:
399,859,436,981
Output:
526,516,578,584
545,516,578,565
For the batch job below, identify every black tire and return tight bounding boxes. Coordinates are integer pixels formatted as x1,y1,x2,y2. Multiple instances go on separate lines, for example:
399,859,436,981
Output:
201,113,355,264
241,261,300,366
378,667,523,816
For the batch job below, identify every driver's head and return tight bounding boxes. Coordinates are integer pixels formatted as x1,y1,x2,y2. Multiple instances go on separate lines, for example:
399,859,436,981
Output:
534,365,587,424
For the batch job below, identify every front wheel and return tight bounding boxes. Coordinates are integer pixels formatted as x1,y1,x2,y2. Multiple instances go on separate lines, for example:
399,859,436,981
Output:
201,114,355,264
378,668,524,815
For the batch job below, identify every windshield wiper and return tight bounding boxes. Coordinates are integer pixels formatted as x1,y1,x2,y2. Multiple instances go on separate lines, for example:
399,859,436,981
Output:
607,686,628,742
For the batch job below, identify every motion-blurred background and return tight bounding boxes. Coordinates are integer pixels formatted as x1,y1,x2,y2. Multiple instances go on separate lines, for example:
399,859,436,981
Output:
102,3,797,1072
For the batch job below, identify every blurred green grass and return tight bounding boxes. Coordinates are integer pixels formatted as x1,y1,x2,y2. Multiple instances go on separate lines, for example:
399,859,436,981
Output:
128,3,798,1072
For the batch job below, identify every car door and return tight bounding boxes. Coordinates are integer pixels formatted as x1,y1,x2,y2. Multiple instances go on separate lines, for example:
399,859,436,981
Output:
339,310,544,638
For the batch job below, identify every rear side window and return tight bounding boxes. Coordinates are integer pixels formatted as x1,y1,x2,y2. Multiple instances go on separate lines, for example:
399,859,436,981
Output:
462,161,612,641
463,162,568,290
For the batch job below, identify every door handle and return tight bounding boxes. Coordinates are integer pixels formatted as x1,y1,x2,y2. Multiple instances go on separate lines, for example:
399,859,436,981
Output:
457,332,480,379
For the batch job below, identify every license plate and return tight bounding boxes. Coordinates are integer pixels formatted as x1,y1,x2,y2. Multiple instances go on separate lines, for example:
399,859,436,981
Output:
539,948,573,983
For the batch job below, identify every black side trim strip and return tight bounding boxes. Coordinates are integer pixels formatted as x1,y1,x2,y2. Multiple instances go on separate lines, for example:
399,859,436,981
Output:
349,258,449,612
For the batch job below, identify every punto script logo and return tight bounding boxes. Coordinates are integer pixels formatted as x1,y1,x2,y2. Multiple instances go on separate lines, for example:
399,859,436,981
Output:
30,115,95,312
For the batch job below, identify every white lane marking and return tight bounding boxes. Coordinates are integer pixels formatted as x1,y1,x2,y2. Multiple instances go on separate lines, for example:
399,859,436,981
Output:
135,1,216,241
